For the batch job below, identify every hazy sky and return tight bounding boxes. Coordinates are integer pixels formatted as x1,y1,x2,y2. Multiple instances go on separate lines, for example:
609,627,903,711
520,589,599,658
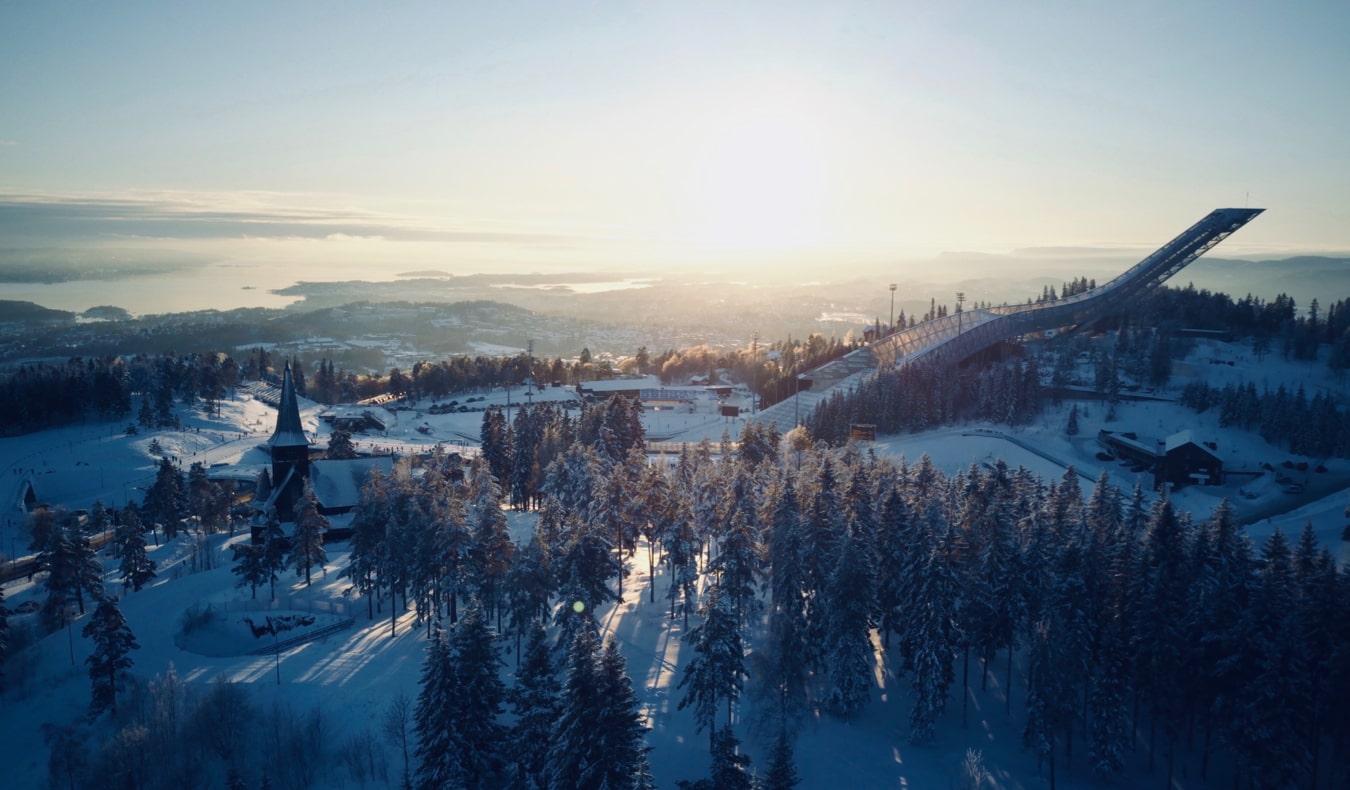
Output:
2,1,1348,279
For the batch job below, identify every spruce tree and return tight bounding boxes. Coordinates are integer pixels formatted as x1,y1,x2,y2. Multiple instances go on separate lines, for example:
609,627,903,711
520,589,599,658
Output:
143,457,186,540
1130,497,1190,780
761,726,801,790
908,525,960,744
548,619,604,789
449,604,507,787
824,526,876,718
82,595,139,718
683,725,750,790
595,637,655,789
343,471,391,619
413,624,460,790
509,626,560,790
1225,530,1311,788
115,515,156,592
289,482,329,587
678,585,746,750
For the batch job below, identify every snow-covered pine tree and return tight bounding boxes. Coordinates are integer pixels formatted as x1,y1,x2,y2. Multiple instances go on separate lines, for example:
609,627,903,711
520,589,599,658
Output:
480,406,514,490
824,526,876,718
260,510,288,602
70,526,103,615
288,481,329,587
678,584,746,750
504,534,554,661
1129,497,1190,780
448,603,507,787
509,625,560,790
710,505,762,628
467,457,514,626
547,618,604,790
1291,522,1343,786
680,725,751,790
342,470,391,619
116,513,156,592
873,486,913,651
412,624,461,790
595,636,655,789
1223,530,1311,789
761,726,801,790
907,524,960,744
801,456,845,670
82,594,139,718
143,457,186,540
763,476,810,724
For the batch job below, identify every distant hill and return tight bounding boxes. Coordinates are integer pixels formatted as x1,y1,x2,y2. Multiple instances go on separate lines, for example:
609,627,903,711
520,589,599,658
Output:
0,300,75,323
1184,256,1350,307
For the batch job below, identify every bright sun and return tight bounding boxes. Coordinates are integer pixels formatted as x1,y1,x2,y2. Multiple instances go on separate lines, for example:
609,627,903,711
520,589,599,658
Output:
684,88,834,252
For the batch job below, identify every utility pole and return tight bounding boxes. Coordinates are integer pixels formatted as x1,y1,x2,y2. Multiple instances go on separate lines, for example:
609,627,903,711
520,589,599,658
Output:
751,332,759,414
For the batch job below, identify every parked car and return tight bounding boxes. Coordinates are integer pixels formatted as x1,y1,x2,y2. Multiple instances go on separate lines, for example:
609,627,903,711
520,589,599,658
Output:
14,600,40,614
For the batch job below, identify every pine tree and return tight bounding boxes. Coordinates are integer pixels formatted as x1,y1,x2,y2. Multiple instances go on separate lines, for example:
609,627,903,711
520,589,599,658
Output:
908,525,960,744
327,427,358,459
763,478,810,724
467,459,514,626
343,471,391,619
682,725,751,790
82,595,139,718
801,457,845,670
289,482,328,587
1129,497,1190,780
824,526,876,718
761,726,800,790
143,457,186,540
115,515,156,592
413,624,460,790
595,637,655,789
711,505,762,628
448,604,507,787
509,626,561,790
548,619,604,790
260,511,288,601
1225,530,1311,788
678,585,746,750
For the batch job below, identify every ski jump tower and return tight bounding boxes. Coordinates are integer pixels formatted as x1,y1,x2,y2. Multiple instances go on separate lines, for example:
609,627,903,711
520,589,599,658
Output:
755,207,1264,432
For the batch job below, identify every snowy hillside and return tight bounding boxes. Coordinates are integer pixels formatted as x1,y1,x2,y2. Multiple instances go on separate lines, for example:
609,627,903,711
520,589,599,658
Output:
1,339,1347,789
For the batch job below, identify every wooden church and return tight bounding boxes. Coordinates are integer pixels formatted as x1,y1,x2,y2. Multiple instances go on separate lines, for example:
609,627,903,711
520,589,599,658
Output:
253,362,393,537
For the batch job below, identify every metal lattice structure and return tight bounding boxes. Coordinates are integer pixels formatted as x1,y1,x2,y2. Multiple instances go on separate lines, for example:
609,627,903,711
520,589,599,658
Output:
869,207,1264,370
754,208,1264,432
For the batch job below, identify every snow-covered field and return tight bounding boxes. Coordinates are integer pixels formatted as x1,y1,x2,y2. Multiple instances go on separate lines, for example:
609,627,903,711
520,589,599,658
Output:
1,340,1347,788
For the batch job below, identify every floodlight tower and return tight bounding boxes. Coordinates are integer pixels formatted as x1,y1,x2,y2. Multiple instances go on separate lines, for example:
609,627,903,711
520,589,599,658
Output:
956,291,966,335
889,283,897,334
751,332,759,414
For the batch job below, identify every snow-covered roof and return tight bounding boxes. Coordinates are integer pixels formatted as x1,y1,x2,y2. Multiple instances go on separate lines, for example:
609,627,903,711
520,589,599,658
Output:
1164,429,1195,453
1165,429,1220,460
310,456,395,511
578,375,662,392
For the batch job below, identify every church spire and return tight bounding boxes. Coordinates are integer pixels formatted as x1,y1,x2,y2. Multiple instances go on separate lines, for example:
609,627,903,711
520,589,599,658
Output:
269,361,308,450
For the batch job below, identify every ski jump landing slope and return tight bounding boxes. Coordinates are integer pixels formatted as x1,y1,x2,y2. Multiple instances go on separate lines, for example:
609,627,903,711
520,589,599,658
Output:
756,208,1265,433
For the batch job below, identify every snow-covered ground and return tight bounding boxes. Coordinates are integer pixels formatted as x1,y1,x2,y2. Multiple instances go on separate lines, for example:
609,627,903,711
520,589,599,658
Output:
1,340,1347,788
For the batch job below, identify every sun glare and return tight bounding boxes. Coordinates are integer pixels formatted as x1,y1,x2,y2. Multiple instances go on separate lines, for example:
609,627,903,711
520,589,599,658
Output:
684,88,834,252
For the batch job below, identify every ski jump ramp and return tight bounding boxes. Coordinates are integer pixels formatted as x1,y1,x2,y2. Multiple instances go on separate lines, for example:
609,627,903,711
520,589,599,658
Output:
756,208,1264,432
